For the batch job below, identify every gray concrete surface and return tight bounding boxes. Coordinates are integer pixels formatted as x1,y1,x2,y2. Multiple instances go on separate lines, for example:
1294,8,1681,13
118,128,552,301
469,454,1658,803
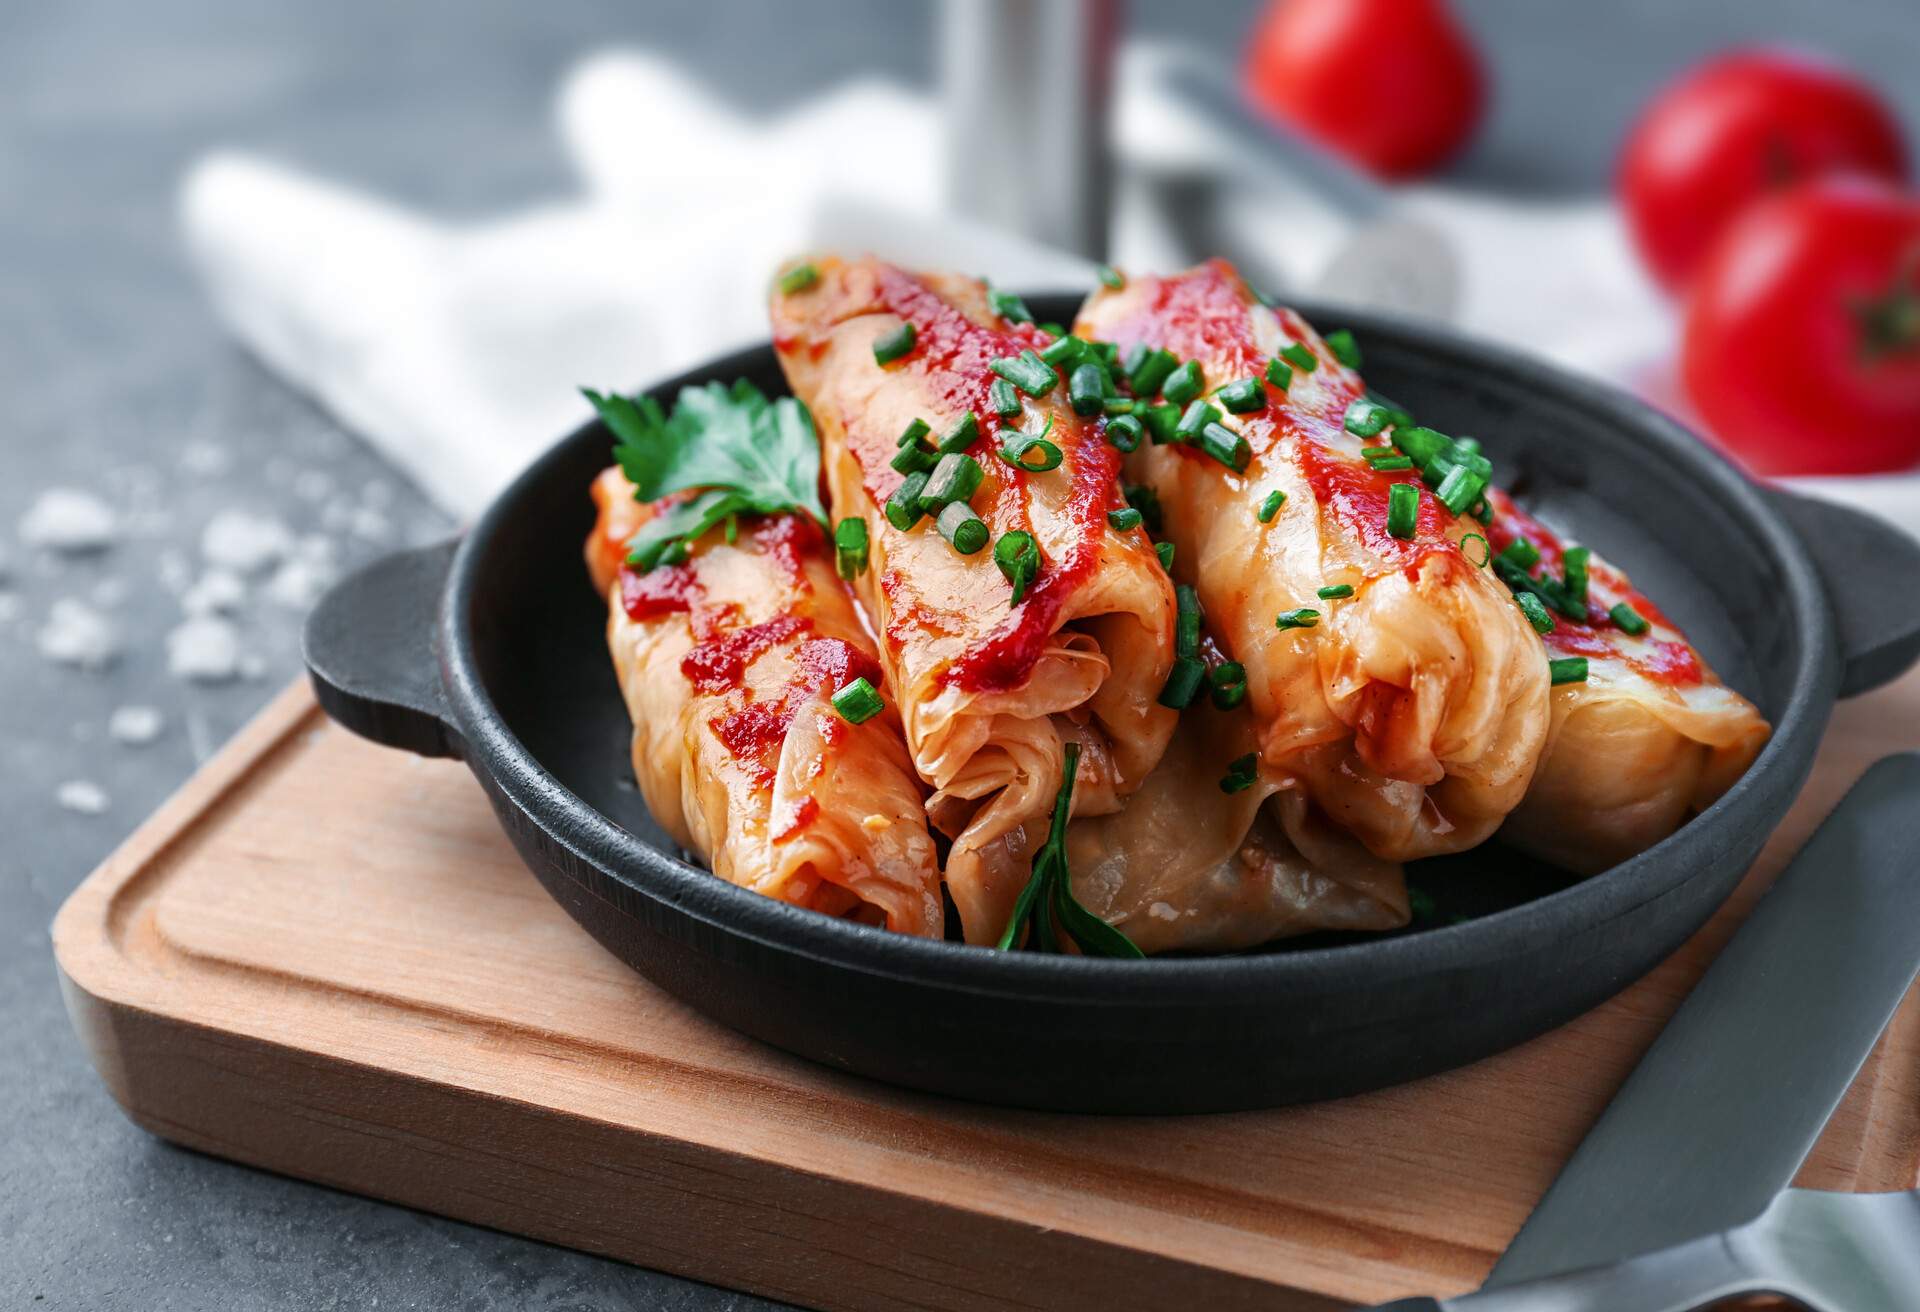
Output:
3,2,1914,1308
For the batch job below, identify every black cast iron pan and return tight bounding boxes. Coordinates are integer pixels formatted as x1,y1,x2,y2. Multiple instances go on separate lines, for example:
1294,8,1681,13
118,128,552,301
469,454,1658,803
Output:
304,295,1920,1114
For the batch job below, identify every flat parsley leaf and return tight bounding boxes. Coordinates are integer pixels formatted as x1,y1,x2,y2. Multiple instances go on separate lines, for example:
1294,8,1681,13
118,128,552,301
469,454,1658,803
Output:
582,379,826,569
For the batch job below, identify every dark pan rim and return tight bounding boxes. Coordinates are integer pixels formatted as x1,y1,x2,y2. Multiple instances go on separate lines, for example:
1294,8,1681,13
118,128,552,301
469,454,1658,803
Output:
439,301,1835,1006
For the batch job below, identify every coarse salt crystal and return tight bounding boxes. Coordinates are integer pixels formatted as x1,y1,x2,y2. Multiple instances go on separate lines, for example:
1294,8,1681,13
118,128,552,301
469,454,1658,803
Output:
201,510,292,574
166,615,242,683
20,488,117,553
37,599,120,669
182,569,246,615
109,705,165,745
56,780,110,815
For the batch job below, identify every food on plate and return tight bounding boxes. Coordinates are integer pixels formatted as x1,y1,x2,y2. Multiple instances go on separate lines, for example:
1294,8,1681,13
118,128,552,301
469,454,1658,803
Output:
1619,48,1908,295
584,407,944,937
1480,489,1771,873
1075,259,1550,862
1241,0,1483,180
1682,176,1920,476
582,253,1774,956
769,257,1178,945
1064,704,1408,954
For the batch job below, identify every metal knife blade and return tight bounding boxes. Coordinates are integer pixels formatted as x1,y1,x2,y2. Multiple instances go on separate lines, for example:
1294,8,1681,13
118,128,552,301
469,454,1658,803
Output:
1485,751,1920,1287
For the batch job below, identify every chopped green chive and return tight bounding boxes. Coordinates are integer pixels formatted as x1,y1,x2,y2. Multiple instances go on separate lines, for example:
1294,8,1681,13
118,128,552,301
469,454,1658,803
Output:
1453,436,1481,457
936,501,990,555
1279,342,1317,373
896,417,931,448
1219,751,1259,794
920,452,984,510
1158,655,1206,709
1102,396,1136,416
1175,584,1202,658
1125,483,1164,535
1122,342,1152,376
1563,546,1592,607
1275,607,1320,630
1156,541,1175,572
1611,601,1650,636
1199,422,1250,471
988,286,1032,324
1367,454,1415,471
990,349,1058,397
1069,362,1106,416
885,471,930,530
1460,533,1490,568
834,517,868,580
1128,347,1179,396
776,262,819,294
1317,583,1354,599
1433,463,1487,516
1549,656,1590,686
890,440,936,475
937,411,980,454
995,530,1040,604
1498,539,1541,572
997,430,1063,473
1142,403,1182,444
1387,482,1419,539
1514,591,1555,633
832,676,885,724
1040,334,1091,369
1215,377,1266,414
989,378,1022,418
1264,357,1293,392
1104,413,1144,453
1345,398,1390,437
1257,489,1286,522
1107,507,1143,532
1097,264,1124,289
1325,329,1362,370
1208,661,1248,710
873,321,916,365
1174,400,1220,443
1162,360,1206,406
1092,340,1119,366
1393,425,1451,469
1039,321,1066,338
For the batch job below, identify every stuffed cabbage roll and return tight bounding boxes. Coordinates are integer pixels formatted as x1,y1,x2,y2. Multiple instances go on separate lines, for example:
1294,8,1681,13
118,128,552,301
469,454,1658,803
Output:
1066,702,1409,955
771,257,1179,945
1482,489,1771,873
1076,261,1549,861
587,467,945,936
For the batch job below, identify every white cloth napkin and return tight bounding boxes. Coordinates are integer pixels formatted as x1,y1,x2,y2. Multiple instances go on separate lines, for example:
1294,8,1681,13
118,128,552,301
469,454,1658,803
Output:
179,46,1917,531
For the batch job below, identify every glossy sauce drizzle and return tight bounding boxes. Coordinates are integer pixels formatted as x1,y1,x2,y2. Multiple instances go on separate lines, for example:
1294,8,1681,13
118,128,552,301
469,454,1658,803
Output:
1484,489,1702,687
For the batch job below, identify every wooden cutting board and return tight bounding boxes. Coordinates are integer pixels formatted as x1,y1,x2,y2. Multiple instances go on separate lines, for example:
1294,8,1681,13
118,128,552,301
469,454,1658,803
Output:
54,672,1920,1311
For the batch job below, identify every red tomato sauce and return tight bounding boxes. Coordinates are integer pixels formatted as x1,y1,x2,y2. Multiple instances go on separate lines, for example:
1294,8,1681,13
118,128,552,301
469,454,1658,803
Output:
620,563,701,620
681,616,811,693
943,433,1121,692
1482,489,1702,687
1294,438,1455,572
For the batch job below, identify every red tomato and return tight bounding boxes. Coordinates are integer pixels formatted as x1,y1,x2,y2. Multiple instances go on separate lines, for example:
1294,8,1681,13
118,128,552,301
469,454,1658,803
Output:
1682,177,1920,476
1241,0,1484,180
1619,48,1907,295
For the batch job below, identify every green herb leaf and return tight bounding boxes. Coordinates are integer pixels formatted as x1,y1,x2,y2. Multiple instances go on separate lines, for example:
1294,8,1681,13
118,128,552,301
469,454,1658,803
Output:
997,743,1143,958
588,379,827,569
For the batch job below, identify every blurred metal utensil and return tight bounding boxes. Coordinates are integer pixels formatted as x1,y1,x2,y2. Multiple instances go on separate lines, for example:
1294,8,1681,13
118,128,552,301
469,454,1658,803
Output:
1361,752,1920,1312
939,0,1117,260
1141,46,1461,319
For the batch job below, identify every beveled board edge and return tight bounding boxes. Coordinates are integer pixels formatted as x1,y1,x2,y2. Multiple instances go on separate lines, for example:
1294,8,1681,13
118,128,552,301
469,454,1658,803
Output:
51,681,1353,1312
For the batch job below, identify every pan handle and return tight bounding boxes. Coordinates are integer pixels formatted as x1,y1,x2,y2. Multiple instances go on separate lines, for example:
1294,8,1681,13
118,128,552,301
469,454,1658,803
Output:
303,538,465,760
1763,488,1920,698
